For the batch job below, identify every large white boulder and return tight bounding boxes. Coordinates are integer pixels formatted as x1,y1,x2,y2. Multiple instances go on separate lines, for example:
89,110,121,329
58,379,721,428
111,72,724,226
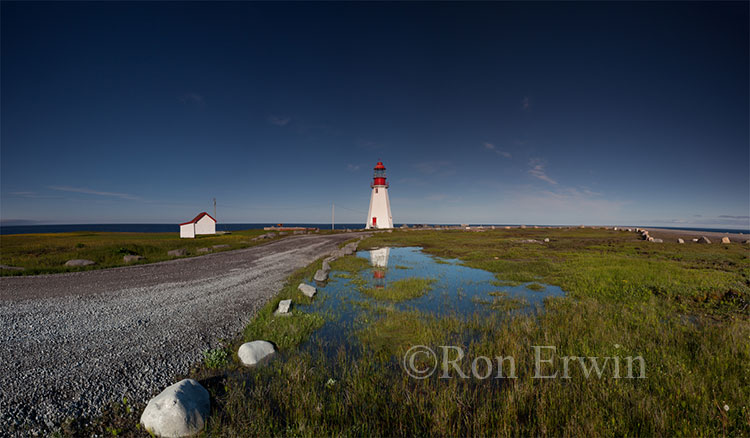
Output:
140,379,210,437
238,340,276,366
298,283,317,298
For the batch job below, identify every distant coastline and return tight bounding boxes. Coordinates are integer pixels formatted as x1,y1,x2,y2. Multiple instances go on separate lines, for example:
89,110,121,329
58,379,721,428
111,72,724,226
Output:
0,223,747,236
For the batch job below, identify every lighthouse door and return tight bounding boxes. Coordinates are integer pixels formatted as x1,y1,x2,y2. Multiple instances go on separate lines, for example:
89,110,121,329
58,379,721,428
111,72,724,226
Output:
372,217,377,226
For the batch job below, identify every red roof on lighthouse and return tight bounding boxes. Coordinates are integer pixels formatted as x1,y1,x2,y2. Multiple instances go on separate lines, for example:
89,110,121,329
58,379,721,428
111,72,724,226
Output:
374,161,386,170
179,212,216,226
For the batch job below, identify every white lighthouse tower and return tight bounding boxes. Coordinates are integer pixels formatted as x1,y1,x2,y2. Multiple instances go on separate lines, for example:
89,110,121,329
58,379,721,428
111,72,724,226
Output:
365,161,393,229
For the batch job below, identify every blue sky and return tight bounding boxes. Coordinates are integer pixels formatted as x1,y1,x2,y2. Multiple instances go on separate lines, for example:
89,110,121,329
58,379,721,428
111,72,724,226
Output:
1,2,748,228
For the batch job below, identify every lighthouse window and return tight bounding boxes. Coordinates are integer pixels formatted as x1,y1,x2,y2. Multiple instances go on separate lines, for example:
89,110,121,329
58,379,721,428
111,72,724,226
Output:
375,188,378,193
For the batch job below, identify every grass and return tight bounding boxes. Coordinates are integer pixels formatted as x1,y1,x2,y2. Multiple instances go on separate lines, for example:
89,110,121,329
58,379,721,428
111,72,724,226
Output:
359,277,437,302
525,282,546,292
0,229,290,276
240,258,327,351
66,228,750,436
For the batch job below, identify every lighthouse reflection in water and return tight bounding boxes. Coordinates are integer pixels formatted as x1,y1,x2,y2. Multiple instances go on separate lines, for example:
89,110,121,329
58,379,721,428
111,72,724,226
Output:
369,247,390,289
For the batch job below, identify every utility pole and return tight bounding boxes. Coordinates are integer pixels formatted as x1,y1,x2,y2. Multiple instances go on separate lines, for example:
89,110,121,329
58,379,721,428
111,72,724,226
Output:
332,202,335,231
213,198,217,222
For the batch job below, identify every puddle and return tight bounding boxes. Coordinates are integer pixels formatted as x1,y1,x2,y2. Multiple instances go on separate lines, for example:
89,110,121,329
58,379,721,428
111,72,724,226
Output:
296,247,565,356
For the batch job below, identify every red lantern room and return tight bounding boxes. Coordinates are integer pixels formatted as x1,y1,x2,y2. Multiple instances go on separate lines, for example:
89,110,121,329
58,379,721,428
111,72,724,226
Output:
372,161,388,188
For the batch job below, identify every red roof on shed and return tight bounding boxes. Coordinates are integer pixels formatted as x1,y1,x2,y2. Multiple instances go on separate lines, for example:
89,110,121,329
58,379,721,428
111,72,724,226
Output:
179,212,216,226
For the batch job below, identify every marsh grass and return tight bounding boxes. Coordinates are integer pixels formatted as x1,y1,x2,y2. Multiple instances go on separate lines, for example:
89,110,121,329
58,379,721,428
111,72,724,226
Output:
76,229,749,436
525,282,546,292
359,277,437,302
0,229,279,276
472,291,530,312
241,259,326,351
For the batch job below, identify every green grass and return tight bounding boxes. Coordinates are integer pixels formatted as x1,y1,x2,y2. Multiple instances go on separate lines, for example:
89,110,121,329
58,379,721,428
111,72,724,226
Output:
241,258,326,351
359,277,436,302
525,282,546,292
0,229,287,276
69,228,750,436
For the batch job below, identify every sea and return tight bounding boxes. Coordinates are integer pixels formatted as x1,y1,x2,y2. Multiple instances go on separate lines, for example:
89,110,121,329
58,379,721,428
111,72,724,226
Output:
0,223,747,235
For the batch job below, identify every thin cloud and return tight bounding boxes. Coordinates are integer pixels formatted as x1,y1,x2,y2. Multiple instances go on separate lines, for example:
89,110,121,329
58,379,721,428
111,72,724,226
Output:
521,96,531,111
346,164,360,172
48,186,141,201
179,93,204,104
414,160,453,175
268,115,291,126
483,142,511,158
7,191,64,200
527,159,557,185
718,215,749,219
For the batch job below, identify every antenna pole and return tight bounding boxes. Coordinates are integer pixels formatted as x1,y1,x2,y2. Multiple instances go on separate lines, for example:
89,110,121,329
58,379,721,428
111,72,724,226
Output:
213,198,217,222
332,202,335,231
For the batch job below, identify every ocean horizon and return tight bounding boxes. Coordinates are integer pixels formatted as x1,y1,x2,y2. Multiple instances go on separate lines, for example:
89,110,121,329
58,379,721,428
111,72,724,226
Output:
0,223,747,236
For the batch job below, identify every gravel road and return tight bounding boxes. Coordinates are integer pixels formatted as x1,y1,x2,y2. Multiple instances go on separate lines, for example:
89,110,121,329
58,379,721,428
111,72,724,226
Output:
0,232,361,436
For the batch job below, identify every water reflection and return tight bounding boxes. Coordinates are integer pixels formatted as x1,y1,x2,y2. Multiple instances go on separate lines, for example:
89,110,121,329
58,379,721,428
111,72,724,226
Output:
297,247,566,357
369,247,390,289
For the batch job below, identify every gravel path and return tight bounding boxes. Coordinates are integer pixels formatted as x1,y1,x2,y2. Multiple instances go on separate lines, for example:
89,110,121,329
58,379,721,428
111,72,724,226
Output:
0,233,361,436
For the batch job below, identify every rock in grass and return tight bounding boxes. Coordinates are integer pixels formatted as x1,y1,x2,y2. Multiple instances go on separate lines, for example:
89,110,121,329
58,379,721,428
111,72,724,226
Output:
212,244,230,250
697,236,712,244
721,237,731,244
322,260,331,272
140,378,210,437
743,239,750,244
64,259,95,267
314,269,328,284
0,264,24,271
543,238,550,243
168,249,188,257
197,247,211,253
651,238,663,243
123,255,145,263
677,238,685,244
275,299,292,315
298,283,317,298
238,340,276,366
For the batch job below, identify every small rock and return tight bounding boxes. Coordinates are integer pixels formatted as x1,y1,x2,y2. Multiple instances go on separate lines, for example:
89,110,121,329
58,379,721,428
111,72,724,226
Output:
0,264,24,271
168,249,188,257
543,238,550,243
238,340,276,366
197,247,211,253
212,244,230,250
298,283,317,298
651,238,663,243
64,259,95,267
140,378,210,437
721,237,731,244
322,260,331,272
743,239,750,244
293,230,305,235
677,238,685,244
278,232,288,236
275,299,292,315
697,236,711,244
123,255,144,263
314,269,328,284
692,238,699,242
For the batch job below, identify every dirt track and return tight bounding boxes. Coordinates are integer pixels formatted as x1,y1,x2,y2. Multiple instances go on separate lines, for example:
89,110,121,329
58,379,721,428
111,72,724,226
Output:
0,233,360,436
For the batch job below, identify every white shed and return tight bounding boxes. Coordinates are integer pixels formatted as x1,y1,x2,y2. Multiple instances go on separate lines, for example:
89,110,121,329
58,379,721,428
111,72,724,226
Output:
179,212,216,238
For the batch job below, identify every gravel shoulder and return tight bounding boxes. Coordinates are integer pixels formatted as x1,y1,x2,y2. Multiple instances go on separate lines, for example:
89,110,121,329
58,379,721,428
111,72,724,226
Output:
0,232,360,436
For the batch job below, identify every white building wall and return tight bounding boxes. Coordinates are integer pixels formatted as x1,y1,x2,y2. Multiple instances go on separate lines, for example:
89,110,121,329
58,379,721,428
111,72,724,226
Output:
366,187,393,229
195,216,216,235
180,223,195,238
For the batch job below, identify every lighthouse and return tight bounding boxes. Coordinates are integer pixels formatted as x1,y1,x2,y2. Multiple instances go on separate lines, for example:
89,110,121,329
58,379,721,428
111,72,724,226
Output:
365,161,393,229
